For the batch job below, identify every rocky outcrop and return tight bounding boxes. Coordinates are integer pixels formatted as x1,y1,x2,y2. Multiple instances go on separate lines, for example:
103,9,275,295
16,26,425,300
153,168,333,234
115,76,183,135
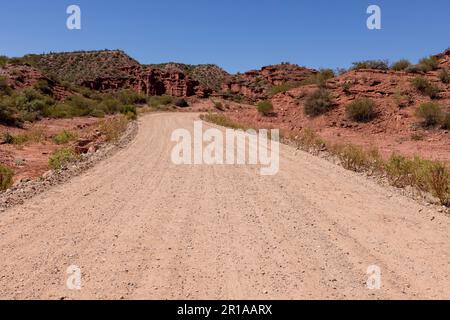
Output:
0,64,71,100
81,63,212,98
221,64,317,100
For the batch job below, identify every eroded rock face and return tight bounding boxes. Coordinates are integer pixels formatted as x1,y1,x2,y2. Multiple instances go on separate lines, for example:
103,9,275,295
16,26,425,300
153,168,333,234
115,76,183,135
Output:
81,64,212,98
221,64,317,100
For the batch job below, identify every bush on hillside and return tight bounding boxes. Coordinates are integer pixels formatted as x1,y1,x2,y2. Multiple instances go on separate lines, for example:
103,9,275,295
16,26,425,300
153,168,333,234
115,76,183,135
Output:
417,56,440,72
391,59,412,71
352,60,389,70
0,165,14,191
304,89,333,117
345,98,376,122
48,148,78,170
415,102,443,126
439,69,450,84
257,100,274,116
411,77,441,99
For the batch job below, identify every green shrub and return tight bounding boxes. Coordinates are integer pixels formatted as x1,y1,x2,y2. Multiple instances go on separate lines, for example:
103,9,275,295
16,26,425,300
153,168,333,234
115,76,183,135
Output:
257,100,274,116
34,79,53,95
342,82,352,94
53,130,77,145
391,59,412,71
116,89,147,105
426,162,450,206
385,154,416,187
0,97,21,126
48,148,78,170
98,116,129,142
200,113,247,130
44,103,72,118
417,56,439,72
1,132,15,144
384,154,450,206
392,91,411,109
411,77,441,99
352,60,389,70
89,109,106,118
97,98,122,114
416,102,442,126
148,95,174,108
299,69,335,88
336,144,369,172
65,95,96,116
315,69,335,87
269,83,295,96
346,98,376,122
5,128,44,145
0,165,14,191
294,128,326,151
304,89,333,117
120,105,137,120
0,76,12,96
439,69,450,84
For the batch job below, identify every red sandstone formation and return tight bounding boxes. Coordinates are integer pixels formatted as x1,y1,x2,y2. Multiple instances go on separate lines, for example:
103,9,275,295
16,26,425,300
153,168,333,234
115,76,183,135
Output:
221,63,317,100
0,64,71,100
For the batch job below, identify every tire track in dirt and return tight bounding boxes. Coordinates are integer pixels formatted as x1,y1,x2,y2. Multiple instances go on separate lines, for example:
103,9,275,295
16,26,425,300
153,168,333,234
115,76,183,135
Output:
0,112,449,299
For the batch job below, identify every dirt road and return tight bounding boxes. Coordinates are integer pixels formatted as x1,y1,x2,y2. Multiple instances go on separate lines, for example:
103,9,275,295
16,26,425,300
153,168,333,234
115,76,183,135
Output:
0,113,449,299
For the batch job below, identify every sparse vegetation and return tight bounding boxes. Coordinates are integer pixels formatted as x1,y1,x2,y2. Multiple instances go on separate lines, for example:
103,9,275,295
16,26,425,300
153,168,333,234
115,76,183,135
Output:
120,105,137,120
392,91,412,109
98,116,129,142
269,83,298,97
299,69,335,88
391,59,412,71
415,102,443,126
48,148,78,170
53,130,77,145
1,128,45,145
200,113,248,130
257,100,274,116
0,165,14,191
342,82,352,94
438,69,450,84
417,56,440,72
294,128,326,152
335,144,369,172
116,89,147,105
148,95,174,108
385,154,449,206
0,76,12,96
304,89,333,117
345,98,376,122
411,77,441,99
352,60,389,71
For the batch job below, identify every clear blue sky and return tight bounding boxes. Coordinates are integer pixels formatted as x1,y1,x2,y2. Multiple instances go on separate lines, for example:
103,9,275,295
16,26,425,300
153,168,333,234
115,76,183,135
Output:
0,0,449,73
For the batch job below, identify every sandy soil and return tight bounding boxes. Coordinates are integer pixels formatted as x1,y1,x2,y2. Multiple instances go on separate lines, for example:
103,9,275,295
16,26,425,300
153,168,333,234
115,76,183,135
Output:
0,112,449,300
0,117,104,182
